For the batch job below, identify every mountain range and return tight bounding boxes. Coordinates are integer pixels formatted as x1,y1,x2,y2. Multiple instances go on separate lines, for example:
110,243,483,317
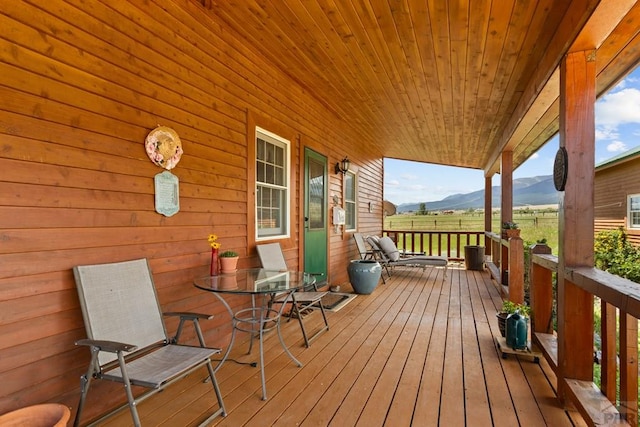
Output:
396,175,559,212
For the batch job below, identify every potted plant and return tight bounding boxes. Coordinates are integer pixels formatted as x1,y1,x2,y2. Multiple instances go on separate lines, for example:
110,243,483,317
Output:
496,300,530,337
219,250,239,273
501,221,520,239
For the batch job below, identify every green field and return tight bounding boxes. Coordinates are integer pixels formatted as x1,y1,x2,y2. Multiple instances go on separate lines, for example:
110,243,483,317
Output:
384,210,559,254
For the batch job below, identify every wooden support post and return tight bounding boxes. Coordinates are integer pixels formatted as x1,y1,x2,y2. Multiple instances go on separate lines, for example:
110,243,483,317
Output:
500,151,513,226
619,312,638,425
484,175,492,257
508,237,524,304
557,50,596,401
500,152,513,291
530,243,553,334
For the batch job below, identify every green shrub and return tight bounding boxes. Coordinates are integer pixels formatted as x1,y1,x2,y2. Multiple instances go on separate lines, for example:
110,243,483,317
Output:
594,228,640,283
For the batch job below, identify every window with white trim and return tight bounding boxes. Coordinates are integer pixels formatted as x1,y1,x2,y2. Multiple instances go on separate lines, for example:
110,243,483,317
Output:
256,128,290,239
344,171,357,231
629,194,640,229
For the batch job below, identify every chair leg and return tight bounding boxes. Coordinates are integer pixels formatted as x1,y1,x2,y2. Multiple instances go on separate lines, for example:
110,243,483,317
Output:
74,348,100,427
293,303,310,347
297,302,329,348
205,360,227,418
116,352,142,427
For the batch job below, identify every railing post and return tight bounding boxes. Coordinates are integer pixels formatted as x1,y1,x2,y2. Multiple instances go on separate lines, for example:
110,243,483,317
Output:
508,236,524,304
529,243,552,333
619,311,638,425
600,301,616,402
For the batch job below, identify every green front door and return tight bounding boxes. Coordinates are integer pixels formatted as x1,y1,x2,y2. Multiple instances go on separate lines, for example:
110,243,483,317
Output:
304,148,328,283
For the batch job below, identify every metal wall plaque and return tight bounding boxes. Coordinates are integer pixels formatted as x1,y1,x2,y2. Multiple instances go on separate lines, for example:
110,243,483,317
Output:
154,171,179,217
553,147,568,191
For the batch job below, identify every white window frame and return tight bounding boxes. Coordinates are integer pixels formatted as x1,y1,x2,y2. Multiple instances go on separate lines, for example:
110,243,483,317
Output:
628,193,640,229
255,127,290,240
344,170,357,231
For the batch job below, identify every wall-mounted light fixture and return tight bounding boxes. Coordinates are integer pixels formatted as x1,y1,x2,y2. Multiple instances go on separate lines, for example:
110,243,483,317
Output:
334,156,350,175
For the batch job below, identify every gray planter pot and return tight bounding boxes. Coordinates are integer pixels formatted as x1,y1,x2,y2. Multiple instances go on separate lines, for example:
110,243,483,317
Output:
348,260,382,294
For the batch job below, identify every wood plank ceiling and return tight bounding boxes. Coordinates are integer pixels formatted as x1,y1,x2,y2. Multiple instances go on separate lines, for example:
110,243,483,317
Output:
202,0,640,175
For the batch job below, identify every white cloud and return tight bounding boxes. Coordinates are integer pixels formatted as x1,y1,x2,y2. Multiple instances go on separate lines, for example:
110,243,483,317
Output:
595,126,619,141
399,173,419,181
596,88,640,127
606,141,627,152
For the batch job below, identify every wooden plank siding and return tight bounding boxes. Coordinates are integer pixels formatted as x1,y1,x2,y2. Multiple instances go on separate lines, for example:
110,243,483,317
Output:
594,155,640,246
0,1,382,418
95,266,587,426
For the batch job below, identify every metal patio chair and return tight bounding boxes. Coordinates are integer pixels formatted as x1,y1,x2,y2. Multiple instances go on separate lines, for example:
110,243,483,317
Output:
367,235,448,279
353,232,376,260
72,258,226,427
256,243,329,347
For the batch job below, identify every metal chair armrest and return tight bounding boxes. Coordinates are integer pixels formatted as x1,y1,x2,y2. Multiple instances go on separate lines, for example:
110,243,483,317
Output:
163,312,214,321
75,338,138,353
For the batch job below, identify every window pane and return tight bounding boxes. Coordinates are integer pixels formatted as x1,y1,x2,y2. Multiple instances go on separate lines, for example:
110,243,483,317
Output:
256,129,289,239
345,201,356,229
345,173,354,201
345,171,356,230
631,195,640,227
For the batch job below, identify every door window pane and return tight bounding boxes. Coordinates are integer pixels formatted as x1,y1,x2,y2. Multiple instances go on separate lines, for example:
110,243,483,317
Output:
308,158,325,230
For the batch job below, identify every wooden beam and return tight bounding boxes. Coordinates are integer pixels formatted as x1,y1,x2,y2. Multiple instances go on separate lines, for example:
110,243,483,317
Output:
557,49,596,402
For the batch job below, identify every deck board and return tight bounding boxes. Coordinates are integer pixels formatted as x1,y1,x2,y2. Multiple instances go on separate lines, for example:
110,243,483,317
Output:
97,266,584,426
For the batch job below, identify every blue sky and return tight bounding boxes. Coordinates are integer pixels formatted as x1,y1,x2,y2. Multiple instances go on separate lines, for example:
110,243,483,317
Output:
385,67,640,205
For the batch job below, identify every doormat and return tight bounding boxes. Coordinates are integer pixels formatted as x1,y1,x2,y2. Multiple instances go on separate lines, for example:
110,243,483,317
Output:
322,292,357,312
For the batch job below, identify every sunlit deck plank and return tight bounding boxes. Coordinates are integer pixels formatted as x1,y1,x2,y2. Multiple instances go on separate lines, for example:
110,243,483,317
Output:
460,269,493,426
97,266,585,427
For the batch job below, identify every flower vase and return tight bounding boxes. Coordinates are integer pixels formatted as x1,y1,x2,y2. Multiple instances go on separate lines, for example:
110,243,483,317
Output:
210,248,219,276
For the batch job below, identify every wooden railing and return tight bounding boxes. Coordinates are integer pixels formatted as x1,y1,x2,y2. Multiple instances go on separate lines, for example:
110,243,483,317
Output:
484,231,525,303
529,245,639,426
382,229,485,261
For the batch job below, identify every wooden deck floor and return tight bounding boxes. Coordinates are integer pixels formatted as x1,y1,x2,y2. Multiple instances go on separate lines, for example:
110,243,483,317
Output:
99,265,587,426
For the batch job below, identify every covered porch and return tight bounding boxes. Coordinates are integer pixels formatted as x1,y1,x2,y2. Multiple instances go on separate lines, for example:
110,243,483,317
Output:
98,266,584,426
2,1,640,425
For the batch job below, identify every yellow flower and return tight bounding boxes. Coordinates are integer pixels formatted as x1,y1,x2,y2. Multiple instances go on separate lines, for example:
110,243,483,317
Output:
207,234,221,249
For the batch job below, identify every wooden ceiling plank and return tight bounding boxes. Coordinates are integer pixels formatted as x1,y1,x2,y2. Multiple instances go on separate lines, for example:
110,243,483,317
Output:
407,0,447,157
484,0,600,174
339,0,419,151
470,0,515,168
462,0,492,156
386,0,440,151
448,0,470,164
329,0,418,148
480,0,540,166
427,0,455,162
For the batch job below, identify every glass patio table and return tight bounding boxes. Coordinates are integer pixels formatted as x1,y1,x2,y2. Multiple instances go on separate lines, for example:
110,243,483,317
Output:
194,268,315,400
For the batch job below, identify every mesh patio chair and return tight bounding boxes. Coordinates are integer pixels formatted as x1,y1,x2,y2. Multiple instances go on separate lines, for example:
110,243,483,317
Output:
256,243,329,347
73,258,226,427
367,235,448,279
353,232,376,260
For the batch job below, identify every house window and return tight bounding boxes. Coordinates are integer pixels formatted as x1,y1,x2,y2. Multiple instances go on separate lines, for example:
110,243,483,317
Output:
344,171,357,231
629,194,640,229
256,128,290,239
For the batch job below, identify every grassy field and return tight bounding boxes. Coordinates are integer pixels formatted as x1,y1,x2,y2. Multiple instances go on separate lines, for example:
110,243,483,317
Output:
384,211,559,254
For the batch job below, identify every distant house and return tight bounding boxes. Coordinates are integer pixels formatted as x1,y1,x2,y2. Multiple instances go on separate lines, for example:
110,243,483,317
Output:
594,146,640,246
